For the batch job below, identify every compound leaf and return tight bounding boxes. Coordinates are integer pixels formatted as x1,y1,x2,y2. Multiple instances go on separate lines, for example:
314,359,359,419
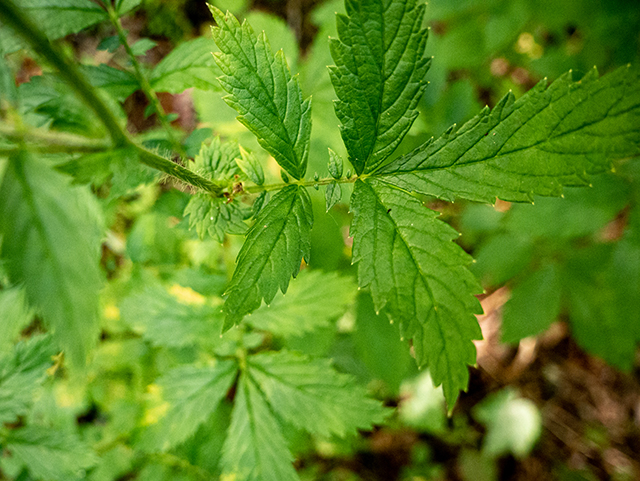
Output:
139,360,237,451
223,185,313,329
5,426,97,481
246,270,356,338
210,6,312,180
378,65,640,202
150,37,222,93
329,0,430,174
184,137,251,242
350,179,482,406
120,284,224,349
248,350,389,438
221,372,298,481
0,152,103,367
0,335,54,425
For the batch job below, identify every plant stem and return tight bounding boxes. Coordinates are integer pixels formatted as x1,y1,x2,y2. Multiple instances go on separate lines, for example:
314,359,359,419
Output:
0,122,111,153
106,4,187,158
0,0,128,148
243,175,360,194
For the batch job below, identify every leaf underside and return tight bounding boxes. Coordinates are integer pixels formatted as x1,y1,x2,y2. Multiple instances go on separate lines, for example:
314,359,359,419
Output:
329,0,430,174
210,6,312,180
223,185,313,329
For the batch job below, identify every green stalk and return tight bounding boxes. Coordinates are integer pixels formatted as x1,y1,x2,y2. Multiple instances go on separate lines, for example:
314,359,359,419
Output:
0,0,128,147
0,121,111,153
0,0,225,196
243,174,359,194
106,3,187,158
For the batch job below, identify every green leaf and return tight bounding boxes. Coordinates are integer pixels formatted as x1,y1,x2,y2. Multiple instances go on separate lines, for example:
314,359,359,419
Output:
131,38,157,56
473,389,542,459
0,152,103,367
245,269,356,337
0,0,108,54
139,360,237,451
223,185,313,329
120,285,224,348
210,6,312,180
236,147,265,185
328,148,343,179
324,181,342,211
501,262,562,344
184,137,251,242
350,179,482,406
328,0,430,174
150,37,222,93
378,65,640,202
248,350,389,438
221,372,298,481
5,426,97,481
184,195,250,242
82,64,139,102
0,335,54,425
0,286,34,349
116,0,142,15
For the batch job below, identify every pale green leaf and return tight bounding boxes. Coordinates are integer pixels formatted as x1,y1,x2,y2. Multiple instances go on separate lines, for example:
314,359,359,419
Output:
131,38,157,56
236,147,265,185
116,0,142,15
82,64,138,102
5,426,97,481
501,262,562,344
0,152,103,367
378,65,640,202
0,335,54,425
248,350,389,438
221,372,298,481
0,286,34,348
245,270,356,337
150,37,222,93
139,360,237,451
473,389,542,459
210,6,312,180
184,195,250,242
120,285,223,348
328,0,430,174
350,179,482,406
325,181,342,211
184,137,251,242
0,0,108,54
223,185,313,329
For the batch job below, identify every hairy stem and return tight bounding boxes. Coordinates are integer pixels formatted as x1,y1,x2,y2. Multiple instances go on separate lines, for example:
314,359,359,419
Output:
0,122,111,153
243,175,360,194
106,3,187,157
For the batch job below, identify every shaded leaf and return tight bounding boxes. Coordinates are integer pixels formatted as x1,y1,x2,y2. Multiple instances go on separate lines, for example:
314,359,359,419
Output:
325,181,342,211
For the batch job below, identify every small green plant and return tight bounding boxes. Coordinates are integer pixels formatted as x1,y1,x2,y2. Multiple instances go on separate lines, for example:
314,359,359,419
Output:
0,0,639,479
